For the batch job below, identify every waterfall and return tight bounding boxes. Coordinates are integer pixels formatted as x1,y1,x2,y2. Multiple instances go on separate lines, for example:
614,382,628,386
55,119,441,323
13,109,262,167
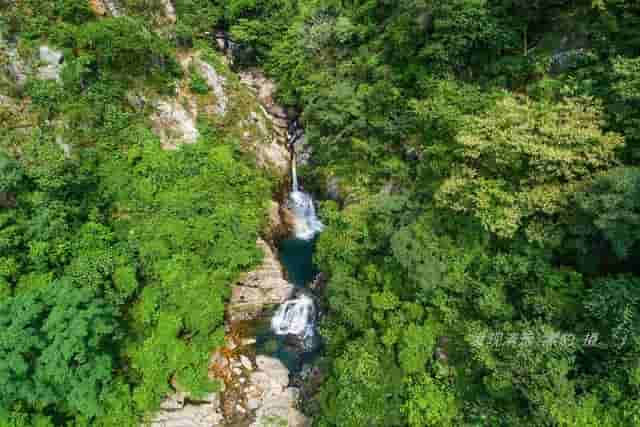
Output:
267,122,322,354
288,144,324,240
289,191,324,240
271,294,316,349
292,151,299,192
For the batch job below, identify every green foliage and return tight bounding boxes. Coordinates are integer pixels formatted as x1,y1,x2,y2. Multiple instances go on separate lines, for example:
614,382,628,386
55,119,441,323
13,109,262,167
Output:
610,57,640,160
189,69,209,94
75,17,179,78
4,0,640,425
434,95,623,242
398,323,436,374
320,333,402,427
585,275,640,351
0,281,117,417
569,167,640,272
402,375,458,427
173,0,224,46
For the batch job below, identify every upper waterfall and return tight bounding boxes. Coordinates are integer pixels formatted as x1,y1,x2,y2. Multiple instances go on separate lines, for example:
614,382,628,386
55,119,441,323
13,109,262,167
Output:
288,133,323,240
292,150,299,192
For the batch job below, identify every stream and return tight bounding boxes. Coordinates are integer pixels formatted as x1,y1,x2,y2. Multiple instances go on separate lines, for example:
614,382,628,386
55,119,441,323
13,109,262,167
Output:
255,138,324,374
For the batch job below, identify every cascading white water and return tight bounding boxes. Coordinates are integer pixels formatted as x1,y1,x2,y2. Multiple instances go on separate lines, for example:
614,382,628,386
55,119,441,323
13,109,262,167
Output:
271,294,316,349
288,151,324,240
289,191,324,240
268,126,322,351
292,149,299,193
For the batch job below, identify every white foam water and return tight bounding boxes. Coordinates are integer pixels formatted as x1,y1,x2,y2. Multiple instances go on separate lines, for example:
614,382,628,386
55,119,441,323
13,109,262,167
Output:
289,191,324,241
289,149,324,240
271,294,316,346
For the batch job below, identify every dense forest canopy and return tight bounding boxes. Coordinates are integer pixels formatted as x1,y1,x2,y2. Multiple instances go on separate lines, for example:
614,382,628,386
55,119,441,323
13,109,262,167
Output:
1,0,640,426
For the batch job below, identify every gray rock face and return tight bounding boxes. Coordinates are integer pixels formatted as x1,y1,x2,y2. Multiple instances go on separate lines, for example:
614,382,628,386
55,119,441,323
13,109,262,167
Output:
293,134,312,167
252,133,290,176
149,52,232,150
5,47,29,87
228,239,294,321
151,393,223,427
37,46,63,81
151,98,199,150
2,43,63,85
160,0,176,24
265,200,294,243
236,77,291,176
193,58,227,116
102,0,123,17
326,176,342,202
249,356,309,427
239,69,288,121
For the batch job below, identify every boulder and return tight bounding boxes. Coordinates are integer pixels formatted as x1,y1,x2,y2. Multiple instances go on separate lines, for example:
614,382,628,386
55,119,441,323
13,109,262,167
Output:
159,392,187,411
102,0,122,17
89,0,122,17
325,175,342,202
240,355,253,371
293,134,313,167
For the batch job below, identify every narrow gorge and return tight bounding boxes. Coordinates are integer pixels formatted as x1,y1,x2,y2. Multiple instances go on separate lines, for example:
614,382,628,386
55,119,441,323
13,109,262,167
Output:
152,37,326,427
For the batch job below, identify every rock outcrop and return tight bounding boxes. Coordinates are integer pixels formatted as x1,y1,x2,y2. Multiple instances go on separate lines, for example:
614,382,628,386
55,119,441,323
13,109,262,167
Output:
146,45,306,427
142,50,290,178
228,239,294,322
151,98,200,150
239,70,289,121
214,343,309,427
37,46,63,81
148,51,229,150
1,41,63,87
89,0,123,17
249,356,309,427
192,57,227,116
4,46,29,88
151,393,223,427
160,0,176,24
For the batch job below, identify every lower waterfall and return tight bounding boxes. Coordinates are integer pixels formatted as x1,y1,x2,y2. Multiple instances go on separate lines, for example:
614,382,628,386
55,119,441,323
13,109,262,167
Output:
271,294,317,350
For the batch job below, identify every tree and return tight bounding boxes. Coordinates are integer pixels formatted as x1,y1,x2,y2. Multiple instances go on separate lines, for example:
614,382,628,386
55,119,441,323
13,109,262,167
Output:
402,375,458,427
610,57,640,161
0,280,117,418
434,95,623,242
568,167,640,273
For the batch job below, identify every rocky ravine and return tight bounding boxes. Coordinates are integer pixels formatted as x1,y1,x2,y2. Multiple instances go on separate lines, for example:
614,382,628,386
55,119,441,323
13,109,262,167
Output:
147,34,308,427
2,2,308,423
